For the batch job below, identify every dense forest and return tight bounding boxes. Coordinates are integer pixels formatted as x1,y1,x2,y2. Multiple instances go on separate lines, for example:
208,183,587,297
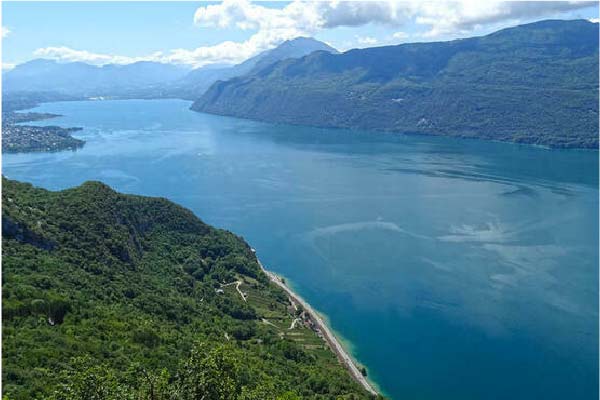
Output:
193,19,599,149
2,178,377,399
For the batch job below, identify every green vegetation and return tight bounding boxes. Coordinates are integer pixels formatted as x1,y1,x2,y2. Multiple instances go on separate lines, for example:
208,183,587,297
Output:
193,20,599,149
2,178,376,399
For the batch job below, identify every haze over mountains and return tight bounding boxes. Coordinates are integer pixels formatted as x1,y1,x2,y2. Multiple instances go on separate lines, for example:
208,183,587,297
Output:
3,37,338,99
3,59,190,97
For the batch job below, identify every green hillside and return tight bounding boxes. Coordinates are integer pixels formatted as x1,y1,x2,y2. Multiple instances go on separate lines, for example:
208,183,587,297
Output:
2,178,375,400
193,20,599,149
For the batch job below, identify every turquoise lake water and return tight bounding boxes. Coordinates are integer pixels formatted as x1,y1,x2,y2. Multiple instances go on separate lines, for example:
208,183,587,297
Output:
4,99,598,399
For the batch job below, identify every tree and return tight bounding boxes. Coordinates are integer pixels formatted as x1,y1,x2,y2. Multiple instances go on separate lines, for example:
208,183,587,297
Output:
49,357,134,400
174,343,241,400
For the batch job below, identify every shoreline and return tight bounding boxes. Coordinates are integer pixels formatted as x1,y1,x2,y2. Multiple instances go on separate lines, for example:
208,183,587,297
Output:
254,254,379,397
20,97,598,152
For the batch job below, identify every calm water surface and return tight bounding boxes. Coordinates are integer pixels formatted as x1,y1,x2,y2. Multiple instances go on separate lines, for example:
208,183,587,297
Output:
4,99,598,399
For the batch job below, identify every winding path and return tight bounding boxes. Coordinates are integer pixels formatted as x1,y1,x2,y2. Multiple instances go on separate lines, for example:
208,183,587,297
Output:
221,280,247,302
288,318,300,330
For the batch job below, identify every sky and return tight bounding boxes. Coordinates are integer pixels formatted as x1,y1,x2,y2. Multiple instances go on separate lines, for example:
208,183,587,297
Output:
1,1,599,70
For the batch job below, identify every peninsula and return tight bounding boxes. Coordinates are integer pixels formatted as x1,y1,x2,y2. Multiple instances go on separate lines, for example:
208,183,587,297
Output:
2,111,84,153
2,93,85,153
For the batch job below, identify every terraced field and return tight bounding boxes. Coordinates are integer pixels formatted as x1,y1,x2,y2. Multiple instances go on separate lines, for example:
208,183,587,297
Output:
221,275,331,354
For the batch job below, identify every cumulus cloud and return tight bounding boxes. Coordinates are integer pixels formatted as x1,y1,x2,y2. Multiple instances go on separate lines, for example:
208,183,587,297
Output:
317,1,413,28
30,1,598,67
190,0,596,58
191,0,322,63
194,0,595,38
2,26,11,38
2,63,15,71
194,1,413,31
188,0,411,62
414,1,597,37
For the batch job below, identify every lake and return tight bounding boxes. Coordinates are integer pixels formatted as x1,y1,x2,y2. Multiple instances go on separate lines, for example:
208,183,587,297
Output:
4,99,598,399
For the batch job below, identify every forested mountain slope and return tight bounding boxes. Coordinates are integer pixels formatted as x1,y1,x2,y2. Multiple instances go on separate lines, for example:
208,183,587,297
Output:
193,20,599,149
2,178,375,400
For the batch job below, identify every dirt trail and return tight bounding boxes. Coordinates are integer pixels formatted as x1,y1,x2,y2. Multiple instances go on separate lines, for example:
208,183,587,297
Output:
261,318,278,328
221,280,247,302
288,318,300,330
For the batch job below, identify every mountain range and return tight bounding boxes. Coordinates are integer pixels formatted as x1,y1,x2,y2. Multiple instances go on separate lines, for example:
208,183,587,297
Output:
2,37,338,99
193,19,599,149
3,20,598,149
2,59,190,97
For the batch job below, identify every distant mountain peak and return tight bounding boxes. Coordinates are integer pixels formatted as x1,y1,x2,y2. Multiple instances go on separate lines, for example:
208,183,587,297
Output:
270,36,339,55
171,36,339,99
21,58,57,66
281,36,334,47
246,36,338,75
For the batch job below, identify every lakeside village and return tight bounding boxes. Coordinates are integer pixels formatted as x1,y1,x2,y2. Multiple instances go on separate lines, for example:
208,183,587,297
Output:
2,111,84,153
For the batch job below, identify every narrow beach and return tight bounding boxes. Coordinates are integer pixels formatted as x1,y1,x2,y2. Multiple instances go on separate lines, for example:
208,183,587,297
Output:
255,254,378,396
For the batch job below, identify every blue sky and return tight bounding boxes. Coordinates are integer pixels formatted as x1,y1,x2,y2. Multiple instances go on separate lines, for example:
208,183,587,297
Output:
2,1,598,69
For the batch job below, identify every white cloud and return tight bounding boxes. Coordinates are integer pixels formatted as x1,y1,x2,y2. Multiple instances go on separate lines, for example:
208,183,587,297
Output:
194,0,413,33
188,0,412,61
29,1,598,67
191,0,323,64
589,17,600,23
33,46,167,66
194,1,596,37
356,35,378,45
2,26,11,38
2,62,15,71
191,0,596,57
33,40,279,68
414,1,597,37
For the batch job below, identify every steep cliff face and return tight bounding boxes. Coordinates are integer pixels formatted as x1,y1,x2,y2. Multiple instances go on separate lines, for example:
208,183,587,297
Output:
2,215,56,251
